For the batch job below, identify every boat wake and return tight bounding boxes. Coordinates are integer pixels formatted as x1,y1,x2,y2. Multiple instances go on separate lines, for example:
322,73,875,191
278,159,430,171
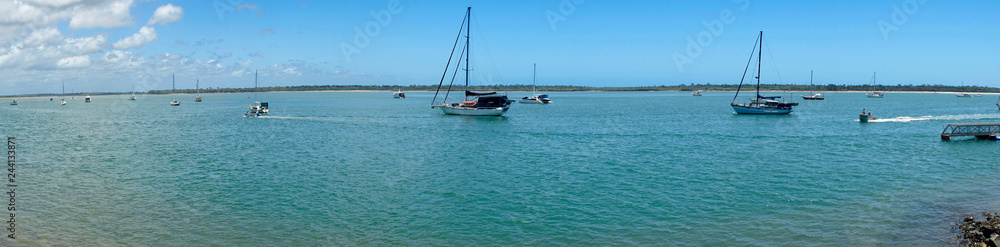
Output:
865,113,1000,123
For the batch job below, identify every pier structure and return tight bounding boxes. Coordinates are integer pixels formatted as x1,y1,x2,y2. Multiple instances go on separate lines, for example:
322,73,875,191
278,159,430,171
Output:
941,123,1000,140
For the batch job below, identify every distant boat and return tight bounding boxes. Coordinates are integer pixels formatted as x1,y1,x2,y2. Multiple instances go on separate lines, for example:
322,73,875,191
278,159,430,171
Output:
195,79,203,102
393,89,405,99
9,99,17,105
249,70,268,114
60,81,66,106
84,95,91,103
801,70,824,100
129,84,136,100
430,7,514,116
865,72,884,98
519,63,552,104
692,91,702,96
170,74,180,106
956,93,972,97
730,31,794,115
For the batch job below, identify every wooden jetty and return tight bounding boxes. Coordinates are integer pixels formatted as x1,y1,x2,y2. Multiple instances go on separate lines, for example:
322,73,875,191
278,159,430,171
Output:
941,123,1000,140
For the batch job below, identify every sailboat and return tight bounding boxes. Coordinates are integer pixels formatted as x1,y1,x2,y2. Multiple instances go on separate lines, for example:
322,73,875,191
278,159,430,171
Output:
170,74,180,106
865,72,883,98
129,84,136,100
519,63,552,104
393,89,405,99
730,31,794,115
60,81,66,105
430,7,514,116
195,79,203,102
801,70,824,100
249,70,268,114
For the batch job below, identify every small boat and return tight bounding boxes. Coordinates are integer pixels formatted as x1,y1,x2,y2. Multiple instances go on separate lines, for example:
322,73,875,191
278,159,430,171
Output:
519,63,553,104
430,7,515,116
865,72,883,98
244,110,259,118
249,70,268,114
9,99,17,105
975,94,983,97
393,89,405,99
194,79,203,102
692,91,703,96
170,74,180,106
60,99,66,105
129,85,136,100
84,95,91,103
859,112,876,122
730,31,793,115
801,70,824,100
60,81,66,105
956,93,972,97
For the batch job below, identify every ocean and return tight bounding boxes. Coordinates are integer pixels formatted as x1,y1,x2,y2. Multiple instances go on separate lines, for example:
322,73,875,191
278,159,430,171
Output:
3,91,999,246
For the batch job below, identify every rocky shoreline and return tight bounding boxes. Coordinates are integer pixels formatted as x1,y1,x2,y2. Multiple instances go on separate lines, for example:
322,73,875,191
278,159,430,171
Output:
957,212,1000,247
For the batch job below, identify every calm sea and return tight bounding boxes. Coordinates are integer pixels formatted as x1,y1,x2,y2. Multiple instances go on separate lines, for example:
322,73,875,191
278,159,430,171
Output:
2,91,999,246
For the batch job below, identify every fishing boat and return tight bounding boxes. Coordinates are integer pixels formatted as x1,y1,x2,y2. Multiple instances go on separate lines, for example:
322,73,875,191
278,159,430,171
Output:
9,99,17,105
692,91,702,96
195,79,203,102
430,7,514,116
170,74,180,106
730,31,794,115
519,63,552,104
865,72,883,98
393,89,405,99
249,70,268,114
801,70,824,100
84,95,91,103
859,111,876,122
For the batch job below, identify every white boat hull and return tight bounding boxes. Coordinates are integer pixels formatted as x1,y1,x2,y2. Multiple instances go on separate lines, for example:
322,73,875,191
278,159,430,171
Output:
732,103,792,115
437,104,509,116
866,92,884,98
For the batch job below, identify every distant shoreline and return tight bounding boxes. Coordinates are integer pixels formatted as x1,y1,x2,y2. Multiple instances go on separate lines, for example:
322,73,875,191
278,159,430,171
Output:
4,83,999,98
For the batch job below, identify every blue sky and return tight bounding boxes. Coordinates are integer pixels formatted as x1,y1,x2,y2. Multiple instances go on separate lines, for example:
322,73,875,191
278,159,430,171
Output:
1,0,998,95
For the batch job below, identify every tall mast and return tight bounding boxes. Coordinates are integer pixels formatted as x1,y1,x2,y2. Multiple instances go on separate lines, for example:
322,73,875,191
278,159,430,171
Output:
464,6,471,101
756,31,762,98
172,73,175,101
254,70,258,102
533,63,537,94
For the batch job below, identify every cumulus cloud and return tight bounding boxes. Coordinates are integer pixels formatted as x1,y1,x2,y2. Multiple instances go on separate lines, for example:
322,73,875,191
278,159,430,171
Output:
258,29,275,35
68,0,134,29
113,26,157,49
148,4,183,25
57,55,92,68
23,27,63,47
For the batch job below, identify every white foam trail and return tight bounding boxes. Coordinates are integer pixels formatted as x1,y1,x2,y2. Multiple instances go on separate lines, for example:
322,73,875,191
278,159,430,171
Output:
866,113,1000,123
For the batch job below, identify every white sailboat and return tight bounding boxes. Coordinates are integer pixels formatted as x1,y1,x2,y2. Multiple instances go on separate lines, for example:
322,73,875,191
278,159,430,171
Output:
519,63,552,104
801,70,824,100
730,31,794,115
865,72,883,98
129,84,136,100
249,70,268,114
170,74,180,106
60,81,66,105
195,79,203,102
430,7,514,116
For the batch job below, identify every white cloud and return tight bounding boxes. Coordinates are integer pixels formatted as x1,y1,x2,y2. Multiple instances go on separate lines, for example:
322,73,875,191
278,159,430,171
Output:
23,27,63,47
148,4,183,25
57,55,91,68
68,0,134,29
113,26,157,49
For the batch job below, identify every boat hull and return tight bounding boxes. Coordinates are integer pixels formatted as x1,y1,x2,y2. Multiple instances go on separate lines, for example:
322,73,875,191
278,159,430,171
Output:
731,103,792,115
437,104,509,116
859,113,876,122
866,93,884,98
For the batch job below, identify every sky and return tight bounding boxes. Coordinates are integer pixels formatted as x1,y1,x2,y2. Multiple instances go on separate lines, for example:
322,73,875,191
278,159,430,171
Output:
1,0,999,95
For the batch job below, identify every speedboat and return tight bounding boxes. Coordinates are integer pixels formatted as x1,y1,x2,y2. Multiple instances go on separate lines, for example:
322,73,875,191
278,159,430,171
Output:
519,94,551,104
801,93,824,100
84,95,91,103
692,91,702,96
393,90,405,99
9,99,16,105
956,93,972,97
859,113,876,122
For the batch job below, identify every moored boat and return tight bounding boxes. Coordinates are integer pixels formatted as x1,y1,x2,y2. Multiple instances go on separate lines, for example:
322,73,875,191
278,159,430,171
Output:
430,7,514,116
730,31,793,115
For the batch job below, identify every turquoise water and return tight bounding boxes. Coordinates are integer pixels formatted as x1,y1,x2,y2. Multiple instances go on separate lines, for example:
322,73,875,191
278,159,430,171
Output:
3,91,999,246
